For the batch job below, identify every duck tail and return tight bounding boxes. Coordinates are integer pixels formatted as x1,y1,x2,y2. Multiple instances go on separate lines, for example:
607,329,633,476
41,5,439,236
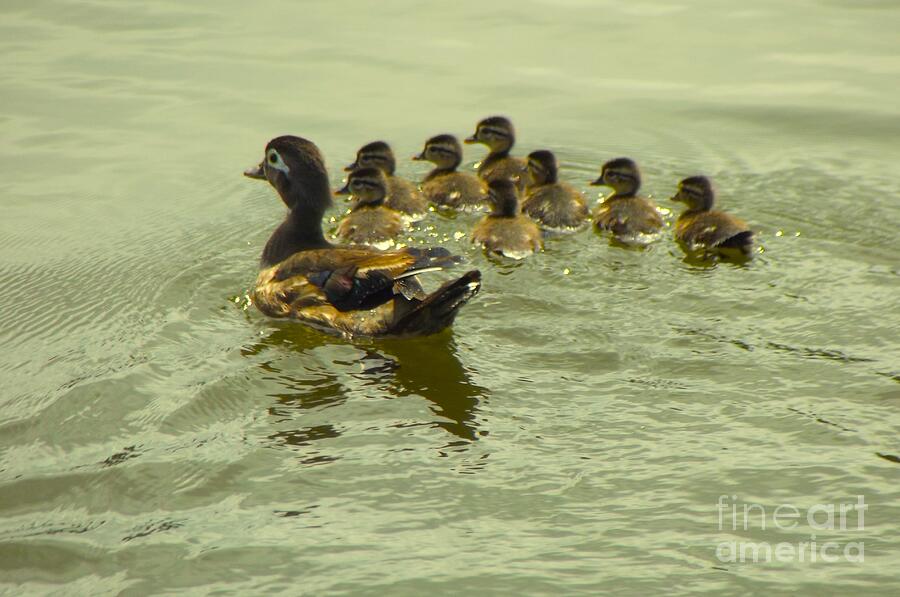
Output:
390,270,482,336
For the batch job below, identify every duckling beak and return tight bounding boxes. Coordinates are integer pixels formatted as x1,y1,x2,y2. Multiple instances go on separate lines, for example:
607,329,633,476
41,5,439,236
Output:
344,162,359,172
412,152,426,161
243,161,266,180
334,182,351,195
589,177,604,186
463,135,477,144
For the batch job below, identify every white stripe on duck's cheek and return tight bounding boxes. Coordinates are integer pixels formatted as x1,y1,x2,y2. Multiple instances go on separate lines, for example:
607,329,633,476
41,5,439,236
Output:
266,149,291,175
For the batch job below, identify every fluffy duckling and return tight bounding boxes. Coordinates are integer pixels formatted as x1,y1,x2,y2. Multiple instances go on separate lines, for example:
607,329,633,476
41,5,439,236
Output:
464,116,528,190
346,141,427,220
521,150,590,231
243,135,481,337
472,179,542,259
590,157,664,242
414,134,488,210
333,167,406,249
671,176,754,259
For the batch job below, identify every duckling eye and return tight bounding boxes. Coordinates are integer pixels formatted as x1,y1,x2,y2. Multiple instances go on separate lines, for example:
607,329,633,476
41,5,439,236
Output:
268,154,277,164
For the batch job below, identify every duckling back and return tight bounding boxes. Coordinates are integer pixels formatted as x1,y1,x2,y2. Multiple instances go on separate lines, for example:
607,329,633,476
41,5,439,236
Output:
675,212,753,257
337,206,405,249
522,183,589,231
386,176,428,219
472,215,542,259
422,171,488,210
593,196,664,238
478,156,528,189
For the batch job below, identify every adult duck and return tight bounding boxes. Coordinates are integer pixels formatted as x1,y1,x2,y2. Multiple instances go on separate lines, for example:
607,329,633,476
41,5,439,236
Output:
244,136,481,337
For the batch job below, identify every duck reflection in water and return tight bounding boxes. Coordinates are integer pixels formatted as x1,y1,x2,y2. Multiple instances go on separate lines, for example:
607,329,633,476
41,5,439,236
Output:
240,323,488,454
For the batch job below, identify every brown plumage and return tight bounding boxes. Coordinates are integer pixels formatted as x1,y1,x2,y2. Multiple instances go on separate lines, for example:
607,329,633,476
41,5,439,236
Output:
472,179,542,259
465,116,528,190
253,247,480,336
590,157,664,241
521,150,589,231
244,135,481,337
345,140,428,219
414,134,488,210
671,175,754,259
334,167,405,248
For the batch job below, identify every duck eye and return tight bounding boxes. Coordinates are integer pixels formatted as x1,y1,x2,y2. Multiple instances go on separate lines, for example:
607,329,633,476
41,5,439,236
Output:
268,153,277,164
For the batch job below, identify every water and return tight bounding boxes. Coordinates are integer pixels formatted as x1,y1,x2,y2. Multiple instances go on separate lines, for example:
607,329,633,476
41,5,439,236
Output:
2,0,899,594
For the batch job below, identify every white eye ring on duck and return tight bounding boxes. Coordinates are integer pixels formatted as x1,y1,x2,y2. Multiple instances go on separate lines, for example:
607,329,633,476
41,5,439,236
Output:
266,149,290,174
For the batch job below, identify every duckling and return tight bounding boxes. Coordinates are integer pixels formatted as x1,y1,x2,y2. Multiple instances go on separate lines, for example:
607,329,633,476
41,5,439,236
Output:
333,167,406,249
464,116,528,190
521,150,590,231
244,135,481,337
413,134,488,210
671,175,754,259
590,157,664,242
472,179,542,259
346,141,427,219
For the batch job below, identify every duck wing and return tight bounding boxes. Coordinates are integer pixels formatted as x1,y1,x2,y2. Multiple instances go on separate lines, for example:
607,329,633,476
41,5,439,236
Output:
255,247,462,316
678,212,749,249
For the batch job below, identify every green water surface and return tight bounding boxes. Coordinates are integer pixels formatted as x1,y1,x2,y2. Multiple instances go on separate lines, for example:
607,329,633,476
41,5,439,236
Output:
1,0,899,595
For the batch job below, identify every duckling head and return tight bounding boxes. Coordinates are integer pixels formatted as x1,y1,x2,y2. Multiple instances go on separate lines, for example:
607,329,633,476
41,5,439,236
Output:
346,141,396,175
413,134,463,170
249,135,332,212
527,150,559,185
590,157,641,197
335,167,388,208
486,179,521,218
671,175,716,211
465,116,516,153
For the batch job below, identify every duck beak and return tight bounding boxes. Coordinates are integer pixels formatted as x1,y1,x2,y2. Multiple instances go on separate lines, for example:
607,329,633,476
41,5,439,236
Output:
412,152,426,161
344,161,358,172
243,161,266,180
334,182,351,195
463,135,477,144
589,177,604,186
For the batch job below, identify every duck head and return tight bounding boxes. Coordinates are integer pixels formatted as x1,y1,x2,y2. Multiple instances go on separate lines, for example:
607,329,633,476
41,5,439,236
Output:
486,179,520,218
245,135,333,213
335,167,388,208
671,175,716,211
590,157,641,197
465,116,516,154
413,134,463,170
345,141,397,175
526,150,559,186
